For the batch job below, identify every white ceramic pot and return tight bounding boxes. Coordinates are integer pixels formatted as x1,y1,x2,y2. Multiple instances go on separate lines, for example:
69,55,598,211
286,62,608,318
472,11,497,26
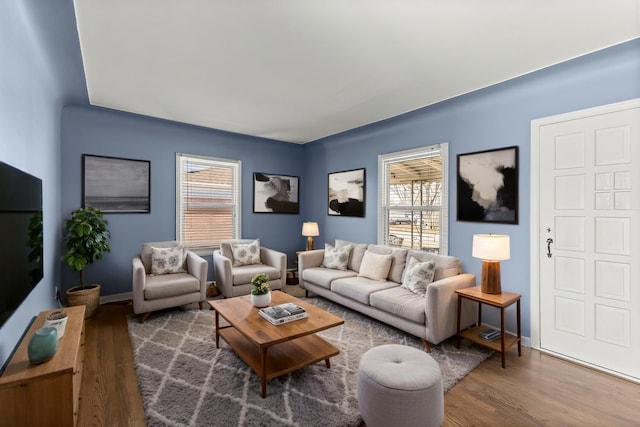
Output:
251,291,271,308
44,311,68,339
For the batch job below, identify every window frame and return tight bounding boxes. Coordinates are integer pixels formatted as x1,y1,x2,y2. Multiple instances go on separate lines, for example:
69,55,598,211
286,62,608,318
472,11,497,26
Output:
175,153,241,255
377,143,449,254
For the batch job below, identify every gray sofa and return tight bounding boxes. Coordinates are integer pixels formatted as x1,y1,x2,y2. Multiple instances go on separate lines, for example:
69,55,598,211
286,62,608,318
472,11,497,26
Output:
298,241,477,350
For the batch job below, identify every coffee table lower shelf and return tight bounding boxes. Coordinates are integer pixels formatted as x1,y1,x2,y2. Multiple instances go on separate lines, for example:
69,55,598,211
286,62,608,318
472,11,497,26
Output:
218,327,339,397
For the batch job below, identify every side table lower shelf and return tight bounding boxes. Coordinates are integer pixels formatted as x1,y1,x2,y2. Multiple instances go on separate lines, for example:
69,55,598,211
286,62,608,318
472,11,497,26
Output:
459,325,519,353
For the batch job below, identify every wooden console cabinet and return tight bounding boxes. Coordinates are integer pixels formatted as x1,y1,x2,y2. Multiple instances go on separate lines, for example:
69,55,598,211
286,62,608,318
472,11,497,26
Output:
0,305,85,426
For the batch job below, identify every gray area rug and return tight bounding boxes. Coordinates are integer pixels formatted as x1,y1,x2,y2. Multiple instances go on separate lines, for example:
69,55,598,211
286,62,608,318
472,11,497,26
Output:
127,296,492,426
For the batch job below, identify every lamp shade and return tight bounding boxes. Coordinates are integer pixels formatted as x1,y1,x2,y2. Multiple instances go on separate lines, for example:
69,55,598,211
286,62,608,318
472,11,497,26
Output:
302,222,319,237
472,234,510,261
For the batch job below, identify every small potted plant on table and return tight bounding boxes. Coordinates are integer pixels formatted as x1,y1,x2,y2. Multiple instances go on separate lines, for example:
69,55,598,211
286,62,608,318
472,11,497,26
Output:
250,273,271,307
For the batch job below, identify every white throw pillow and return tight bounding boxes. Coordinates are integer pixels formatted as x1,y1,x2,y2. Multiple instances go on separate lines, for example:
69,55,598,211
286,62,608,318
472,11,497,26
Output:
231,240,261,266
322,243,352,270
151,245,186,275
358,250,393,281
401,256,436,296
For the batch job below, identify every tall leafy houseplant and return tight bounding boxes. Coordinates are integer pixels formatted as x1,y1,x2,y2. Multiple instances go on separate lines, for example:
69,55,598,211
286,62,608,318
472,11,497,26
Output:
62,207,111,286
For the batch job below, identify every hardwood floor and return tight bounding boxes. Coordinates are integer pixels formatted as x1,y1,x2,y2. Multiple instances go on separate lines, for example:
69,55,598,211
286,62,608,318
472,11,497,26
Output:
78,302,640,426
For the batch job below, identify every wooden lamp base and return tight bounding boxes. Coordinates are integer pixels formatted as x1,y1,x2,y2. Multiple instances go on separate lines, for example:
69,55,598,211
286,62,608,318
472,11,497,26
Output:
480,260,502,294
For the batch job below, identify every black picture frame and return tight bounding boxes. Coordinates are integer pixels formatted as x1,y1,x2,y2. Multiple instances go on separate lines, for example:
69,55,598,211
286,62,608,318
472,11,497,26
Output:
253,172,300,214
328,168,365,217
457,146,518,224
83,154,151,213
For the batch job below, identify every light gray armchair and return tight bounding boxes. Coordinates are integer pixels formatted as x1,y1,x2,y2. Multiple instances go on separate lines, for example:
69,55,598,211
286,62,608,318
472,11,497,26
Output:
132,241,208,323
213,240,286,298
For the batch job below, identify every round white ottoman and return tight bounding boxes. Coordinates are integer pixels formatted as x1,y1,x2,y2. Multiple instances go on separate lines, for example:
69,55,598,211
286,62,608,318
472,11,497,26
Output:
357,344,443,427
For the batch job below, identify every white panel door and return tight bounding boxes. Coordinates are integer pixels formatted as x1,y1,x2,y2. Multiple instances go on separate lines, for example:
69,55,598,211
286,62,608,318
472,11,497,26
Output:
538,104,640,380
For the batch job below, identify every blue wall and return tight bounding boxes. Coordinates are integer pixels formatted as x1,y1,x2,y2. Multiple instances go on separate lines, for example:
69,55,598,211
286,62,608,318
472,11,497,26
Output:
60,106,306,295
302,38,640,337
1,0,639,370
0,0,87,368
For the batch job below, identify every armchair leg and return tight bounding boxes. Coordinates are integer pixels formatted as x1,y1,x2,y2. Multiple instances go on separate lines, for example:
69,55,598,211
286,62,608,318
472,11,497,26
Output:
139,312,152,324
421,339,431,353
198,301,204,310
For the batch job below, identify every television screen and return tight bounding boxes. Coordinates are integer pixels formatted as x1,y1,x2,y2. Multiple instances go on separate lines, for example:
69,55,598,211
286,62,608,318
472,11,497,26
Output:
0,161,43,328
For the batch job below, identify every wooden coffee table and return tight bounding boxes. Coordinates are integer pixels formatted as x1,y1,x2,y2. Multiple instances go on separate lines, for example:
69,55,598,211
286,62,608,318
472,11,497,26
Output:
208,291,344,398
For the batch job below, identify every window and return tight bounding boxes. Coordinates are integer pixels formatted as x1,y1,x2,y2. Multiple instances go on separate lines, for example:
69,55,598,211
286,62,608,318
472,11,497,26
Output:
176,153,241,253
378,143,448,254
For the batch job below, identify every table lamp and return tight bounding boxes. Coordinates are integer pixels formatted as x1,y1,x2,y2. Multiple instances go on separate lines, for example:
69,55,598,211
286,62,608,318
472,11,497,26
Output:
302,222,319,251
472,234,510,294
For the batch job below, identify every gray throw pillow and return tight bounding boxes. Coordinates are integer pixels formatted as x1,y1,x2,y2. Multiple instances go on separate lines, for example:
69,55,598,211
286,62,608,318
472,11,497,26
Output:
401,256,436,296
231,240,261,266
151,245,186,275
322,243,352,270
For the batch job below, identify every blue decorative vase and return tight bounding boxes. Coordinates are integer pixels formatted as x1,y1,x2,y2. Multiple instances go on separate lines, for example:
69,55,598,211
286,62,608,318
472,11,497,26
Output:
28,327,58,364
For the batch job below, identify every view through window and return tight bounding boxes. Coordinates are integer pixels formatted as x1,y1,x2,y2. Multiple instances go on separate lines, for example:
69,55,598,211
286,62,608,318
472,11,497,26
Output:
378,144,448,254
176,153,241,252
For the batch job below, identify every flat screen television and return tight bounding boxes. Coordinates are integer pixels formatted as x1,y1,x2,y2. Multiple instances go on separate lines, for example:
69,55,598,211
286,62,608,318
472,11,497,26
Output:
0,161,43,328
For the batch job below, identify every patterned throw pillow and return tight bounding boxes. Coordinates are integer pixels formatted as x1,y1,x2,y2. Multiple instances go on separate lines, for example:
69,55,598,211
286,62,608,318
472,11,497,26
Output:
322,243,352,270
357,250,393,281
401,256,436,296
231,240,261,266
151,246,186,275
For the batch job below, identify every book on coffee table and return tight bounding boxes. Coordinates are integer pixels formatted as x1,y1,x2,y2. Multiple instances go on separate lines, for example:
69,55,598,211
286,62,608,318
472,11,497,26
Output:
259,302,308,325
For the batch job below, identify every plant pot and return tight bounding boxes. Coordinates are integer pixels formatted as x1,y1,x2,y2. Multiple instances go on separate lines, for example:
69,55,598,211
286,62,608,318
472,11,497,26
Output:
251,291,271,308
66,284,101,319
44,310,69,339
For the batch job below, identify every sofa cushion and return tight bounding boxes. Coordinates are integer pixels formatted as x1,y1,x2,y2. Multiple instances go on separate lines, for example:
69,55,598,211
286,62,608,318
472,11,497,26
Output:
358,250,393,281
322,243,352,270
367,244,408,283
331,277,399,305
401,256,436,296
231,239,261,266
151,245,186,275
336,240,368,272
302,267,357,289
369,287,427,324
405,251,461,281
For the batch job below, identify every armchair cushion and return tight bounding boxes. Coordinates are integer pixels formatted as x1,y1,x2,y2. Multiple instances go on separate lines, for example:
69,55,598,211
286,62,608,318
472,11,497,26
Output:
150,245,187,275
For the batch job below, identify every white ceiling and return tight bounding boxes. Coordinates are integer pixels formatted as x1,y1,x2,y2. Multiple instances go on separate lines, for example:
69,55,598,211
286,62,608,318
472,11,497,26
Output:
73,0,640,143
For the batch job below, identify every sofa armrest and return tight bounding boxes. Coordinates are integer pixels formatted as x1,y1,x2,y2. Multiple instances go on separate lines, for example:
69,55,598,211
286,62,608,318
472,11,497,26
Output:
424,273,477,345
297,249,325,289
132,256,147,314
187,251,208,300
213,250,234,298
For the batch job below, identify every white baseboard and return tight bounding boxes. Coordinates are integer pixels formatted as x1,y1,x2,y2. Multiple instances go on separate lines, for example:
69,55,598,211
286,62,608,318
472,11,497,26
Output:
100,292,132,304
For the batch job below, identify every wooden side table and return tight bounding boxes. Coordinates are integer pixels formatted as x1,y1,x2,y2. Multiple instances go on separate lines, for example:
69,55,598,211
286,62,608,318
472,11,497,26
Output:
455,286,521,368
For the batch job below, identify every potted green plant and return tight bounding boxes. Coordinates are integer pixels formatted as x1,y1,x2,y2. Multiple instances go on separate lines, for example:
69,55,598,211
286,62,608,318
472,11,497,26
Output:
62,207,111,318
250,273,271,307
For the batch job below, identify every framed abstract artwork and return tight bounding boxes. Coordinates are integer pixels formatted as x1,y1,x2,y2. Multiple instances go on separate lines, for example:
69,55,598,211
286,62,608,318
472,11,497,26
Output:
328,168,365,217
457,146,518,224
253,172,300,214
83,154,150,213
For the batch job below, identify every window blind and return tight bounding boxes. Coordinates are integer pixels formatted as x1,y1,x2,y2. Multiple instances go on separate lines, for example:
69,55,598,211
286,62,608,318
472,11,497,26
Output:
176,153,241,250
